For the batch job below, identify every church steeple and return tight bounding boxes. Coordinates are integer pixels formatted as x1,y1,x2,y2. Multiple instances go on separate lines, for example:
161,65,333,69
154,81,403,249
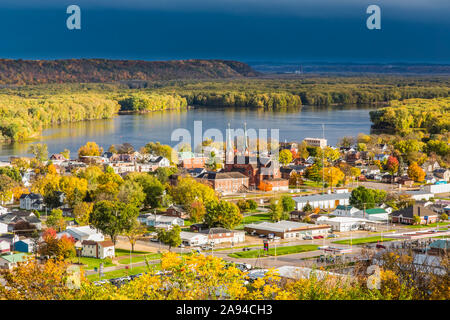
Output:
244,122,249,156
226,123,234,163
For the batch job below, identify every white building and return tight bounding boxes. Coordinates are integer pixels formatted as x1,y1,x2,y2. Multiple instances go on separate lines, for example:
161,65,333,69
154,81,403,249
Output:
0,206,8,216
200,228,246,245
144,215,185,228
333,205,360,217
81,240,115,259
425,183,450,194
293,192,351,210
59,226,105,242
354,208,390,222
180,232,208,247
0,221,8,234
316,216,368,232
303,138,327,148
404,190,435,201
0,240,10,253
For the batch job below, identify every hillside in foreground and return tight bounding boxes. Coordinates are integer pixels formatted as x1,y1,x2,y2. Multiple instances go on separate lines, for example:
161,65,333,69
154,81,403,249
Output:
0,59,259,85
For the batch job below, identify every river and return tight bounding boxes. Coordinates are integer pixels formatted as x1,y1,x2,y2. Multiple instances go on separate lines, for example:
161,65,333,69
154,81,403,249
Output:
0,105,376,160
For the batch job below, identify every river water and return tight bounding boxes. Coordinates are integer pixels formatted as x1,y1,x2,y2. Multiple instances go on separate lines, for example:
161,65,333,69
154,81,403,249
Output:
0,105,376,160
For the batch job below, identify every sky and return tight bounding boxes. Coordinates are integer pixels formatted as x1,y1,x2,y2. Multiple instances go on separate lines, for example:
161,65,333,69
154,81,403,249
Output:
0,0,449,63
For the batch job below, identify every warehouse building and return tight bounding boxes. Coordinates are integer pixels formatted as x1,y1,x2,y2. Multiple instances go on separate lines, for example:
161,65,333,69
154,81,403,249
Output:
293,191,351,210
244,220,331,239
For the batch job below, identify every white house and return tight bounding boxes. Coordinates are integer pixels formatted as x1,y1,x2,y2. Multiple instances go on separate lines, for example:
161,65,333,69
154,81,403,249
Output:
81,240,115,259
332,205,360,217
0,205,8,216
180,231,208,247
0,240,10,253
144,215,184,228
0,221,8,234
293,192,351,210
19,193,44,211
59,226,105,242
354,208,389,222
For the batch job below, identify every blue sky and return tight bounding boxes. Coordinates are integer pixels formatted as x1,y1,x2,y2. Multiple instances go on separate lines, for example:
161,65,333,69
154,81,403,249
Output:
0,0,448,62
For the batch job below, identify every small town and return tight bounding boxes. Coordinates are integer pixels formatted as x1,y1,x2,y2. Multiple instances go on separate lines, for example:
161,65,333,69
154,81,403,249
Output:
0,0,448,305
0,132,449,300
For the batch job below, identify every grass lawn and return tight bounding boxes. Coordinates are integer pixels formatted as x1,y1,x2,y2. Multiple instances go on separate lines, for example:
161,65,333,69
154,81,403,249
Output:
301,180,323,188
115,248,151,257
228,244,318,258
86,264,161,281
235,213,272,230
70,257,115,270
332,236,395,245
118,253,162,264
405,222,450,229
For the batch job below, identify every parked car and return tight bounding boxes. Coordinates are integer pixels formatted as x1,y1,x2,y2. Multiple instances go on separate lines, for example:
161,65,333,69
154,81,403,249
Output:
267,233,274,239
273,236,281,241
258,234,266,238
178,243,185,248
242,247,251,251
303,236,313,240
313,236,323,239
327,234,338,238
376,244,386,249
150,237,159,242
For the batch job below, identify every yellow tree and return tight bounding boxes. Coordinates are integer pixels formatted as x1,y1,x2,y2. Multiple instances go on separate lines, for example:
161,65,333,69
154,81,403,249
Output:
320,167,345,191
407,162,426,182
73,201,93,226
59,176,88,207
78,141,103,159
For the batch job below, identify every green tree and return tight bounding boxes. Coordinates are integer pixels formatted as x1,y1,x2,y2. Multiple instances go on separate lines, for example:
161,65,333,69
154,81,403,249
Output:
157,225,182,251
281,196,296,213
46,209,66,232
204,200,242,229
278,149,293,166
269,198,284,222
28,144,48,162
117,180,146,208
349,186,375,210
247,200,258,211
90,200,139,245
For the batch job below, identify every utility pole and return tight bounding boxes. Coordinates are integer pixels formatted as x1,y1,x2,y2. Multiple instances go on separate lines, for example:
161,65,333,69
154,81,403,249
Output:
322,124,325,195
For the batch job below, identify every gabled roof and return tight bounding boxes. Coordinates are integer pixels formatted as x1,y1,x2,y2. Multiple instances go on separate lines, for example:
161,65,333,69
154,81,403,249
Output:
198,171,248,180
19,193,43,200
364,208,387,215
0,253,28,263
391,205,437,218
335,205,354,210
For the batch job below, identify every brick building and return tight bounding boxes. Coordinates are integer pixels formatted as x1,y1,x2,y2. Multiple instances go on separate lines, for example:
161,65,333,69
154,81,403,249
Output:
197,171,249,195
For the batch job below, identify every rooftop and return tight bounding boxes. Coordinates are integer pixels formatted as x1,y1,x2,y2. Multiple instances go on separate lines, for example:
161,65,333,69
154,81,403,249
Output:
293,192,351,203
244,220,326,233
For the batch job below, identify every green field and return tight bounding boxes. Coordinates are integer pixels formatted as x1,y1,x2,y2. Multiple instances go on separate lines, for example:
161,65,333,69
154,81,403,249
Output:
332,236,395,245
118,253,162,265
235,213,272,230
70,257,115,270
114,248,152,257
405,222,450,229
228,244,318,258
